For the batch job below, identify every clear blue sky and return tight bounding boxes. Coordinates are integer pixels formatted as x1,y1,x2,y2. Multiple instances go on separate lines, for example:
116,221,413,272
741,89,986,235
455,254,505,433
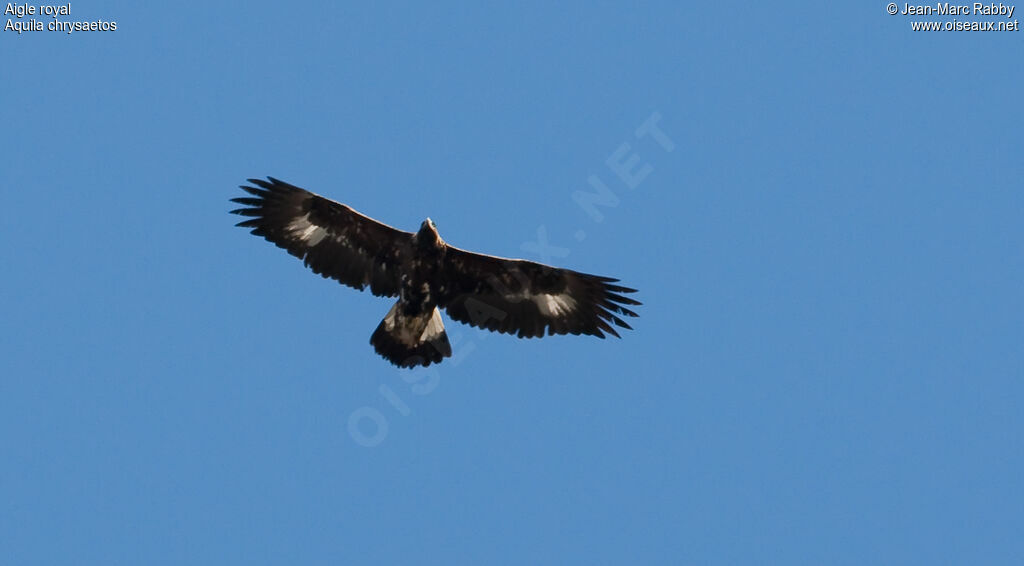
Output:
3,2,1022,564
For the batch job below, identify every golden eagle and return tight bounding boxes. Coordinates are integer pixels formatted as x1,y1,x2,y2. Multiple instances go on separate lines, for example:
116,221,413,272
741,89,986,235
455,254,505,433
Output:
231,177,640,367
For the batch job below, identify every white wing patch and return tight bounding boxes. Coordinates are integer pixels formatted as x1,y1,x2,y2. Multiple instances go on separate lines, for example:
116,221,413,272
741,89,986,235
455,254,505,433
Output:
287,214,327,246
533,293,576,317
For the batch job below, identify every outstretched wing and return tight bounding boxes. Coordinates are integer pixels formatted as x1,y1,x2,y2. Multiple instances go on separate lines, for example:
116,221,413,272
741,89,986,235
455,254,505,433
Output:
230,177,411,297
439,247,640,339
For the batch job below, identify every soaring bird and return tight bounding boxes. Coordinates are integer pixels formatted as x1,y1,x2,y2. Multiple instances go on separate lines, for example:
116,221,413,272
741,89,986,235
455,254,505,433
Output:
230,177,640,367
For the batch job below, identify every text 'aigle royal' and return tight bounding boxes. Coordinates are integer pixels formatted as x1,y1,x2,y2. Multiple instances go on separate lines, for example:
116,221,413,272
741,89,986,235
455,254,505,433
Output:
5,3,118,34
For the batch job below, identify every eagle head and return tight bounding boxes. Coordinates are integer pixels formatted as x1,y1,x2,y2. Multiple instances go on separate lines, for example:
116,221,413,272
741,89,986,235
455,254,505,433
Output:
415,217,443,249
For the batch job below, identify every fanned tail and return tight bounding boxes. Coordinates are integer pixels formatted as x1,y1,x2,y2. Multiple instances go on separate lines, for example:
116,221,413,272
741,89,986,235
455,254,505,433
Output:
370,303,452,368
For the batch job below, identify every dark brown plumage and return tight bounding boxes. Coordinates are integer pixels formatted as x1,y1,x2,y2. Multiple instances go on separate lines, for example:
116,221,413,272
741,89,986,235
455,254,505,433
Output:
231,177,640,367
